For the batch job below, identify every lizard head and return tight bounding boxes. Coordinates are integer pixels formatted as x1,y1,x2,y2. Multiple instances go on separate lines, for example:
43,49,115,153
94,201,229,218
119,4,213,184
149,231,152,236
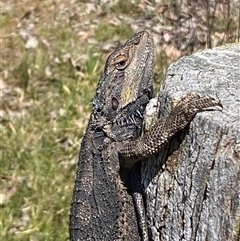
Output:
92,31,154,138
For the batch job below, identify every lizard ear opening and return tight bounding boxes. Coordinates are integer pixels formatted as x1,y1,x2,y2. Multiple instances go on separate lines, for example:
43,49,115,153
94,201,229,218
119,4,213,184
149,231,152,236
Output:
112,97,119,111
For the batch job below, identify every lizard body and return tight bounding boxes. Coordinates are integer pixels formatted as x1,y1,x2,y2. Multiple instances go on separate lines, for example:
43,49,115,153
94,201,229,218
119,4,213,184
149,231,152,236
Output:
69,31,222,240
70,31,154,240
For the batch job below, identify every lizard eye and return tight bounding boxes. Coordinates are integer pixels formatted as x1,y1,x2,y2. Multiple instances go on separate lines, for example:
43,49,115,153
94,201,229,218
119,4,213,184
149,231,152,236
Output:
114,55,129,70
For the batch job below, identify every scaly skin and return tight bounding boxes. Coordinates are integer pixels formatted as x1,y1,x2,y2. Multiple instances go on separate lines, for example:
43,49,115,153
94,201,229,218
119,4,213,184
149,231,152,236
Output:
119,93,222,161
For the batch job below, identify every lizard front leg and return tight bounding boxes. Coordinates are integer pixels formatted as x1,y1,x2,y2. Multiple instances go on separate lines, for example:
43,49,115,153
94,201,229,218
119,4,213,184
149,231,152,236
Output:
119,93,222,161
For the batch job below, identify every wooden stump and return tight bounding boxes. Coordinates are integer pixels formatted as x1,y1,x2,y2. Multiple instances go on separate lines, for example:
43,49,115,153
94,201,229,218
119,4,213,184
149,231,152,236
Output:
141,44,240,241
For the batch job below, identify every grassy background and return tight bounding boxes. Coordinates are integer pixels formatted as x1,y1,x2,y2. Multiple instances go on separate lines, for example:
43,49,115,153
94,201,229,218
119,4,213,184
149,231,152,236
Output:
0,0,239,240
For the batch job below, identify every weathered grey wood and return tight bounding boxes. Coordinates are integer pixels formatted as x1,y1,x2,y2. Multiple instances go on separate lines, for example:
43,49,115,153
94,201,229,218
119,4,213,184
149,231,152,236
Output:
141,44,240,241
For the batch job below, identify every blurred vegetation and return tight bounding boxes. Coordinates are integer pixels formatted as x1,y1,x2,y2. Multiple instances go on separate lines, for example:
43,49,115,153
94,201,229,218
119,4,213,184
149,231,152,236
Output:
0,0,239,240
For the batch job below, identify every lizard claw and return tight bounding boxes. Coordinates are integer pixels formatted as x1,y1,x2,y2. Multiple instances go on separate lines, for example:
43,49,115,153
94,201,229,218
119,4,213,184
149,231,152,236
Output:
194,96,223,111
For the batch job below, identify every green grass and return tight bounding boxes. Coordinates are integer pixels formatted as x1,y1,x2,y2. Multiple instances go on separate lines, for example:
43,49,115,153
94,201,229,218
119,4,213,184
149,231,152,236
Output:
0,56,100,240
0,2,102,239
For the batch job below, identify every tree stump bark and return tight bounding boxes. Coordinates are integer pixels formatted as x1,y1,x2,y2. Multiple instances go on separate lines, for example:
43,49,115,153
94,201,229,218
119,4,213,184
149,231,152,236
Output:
141,44,240,241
